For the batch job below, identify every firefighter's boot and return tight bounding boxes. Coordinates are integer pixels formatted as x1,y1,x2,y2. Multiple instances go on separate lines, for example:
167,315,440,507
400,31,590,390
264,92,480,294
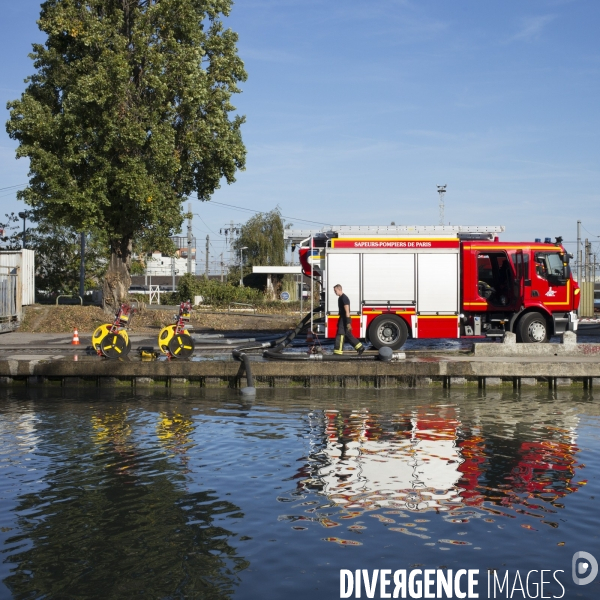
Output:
334,334,344,355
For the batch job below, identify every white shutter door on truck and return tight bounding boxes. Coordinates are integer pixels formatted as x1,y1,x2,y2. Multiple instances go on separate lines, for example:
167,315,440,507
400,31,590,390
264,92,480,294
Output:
362,254,415,304
327,253,361,313
417,253,458,313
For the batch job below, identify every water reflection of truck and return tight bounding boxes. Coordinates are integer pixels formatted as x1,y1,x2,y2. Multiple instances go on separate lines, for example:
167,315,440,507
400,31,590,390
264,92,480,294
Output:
288,226,580,349
317,410,464,511
302,406,581,513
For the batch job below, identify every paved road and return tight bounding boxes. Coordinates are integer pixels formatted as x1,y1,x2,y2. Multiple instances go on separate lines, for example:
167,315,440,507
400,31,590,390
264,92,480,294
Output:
1,326,599,355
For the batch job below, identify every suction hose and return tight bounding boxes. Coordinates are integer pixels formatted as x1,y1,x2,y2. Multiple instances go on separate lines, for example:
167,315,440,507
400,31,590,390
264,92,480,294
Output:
232,308,322,395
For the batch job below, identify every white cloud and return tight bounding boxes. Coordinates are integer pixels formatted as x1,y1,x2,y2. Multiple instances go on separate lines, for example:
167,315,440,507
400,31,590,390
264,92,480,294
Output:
508,15,556,43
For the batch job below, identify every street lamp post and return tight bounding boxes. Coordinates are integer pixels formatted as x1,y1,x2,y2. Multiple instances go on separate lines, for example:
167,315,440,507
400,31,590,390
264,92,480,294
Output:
239,246,248,286
18,212,27,249
79,232,86,301
172,256,176,292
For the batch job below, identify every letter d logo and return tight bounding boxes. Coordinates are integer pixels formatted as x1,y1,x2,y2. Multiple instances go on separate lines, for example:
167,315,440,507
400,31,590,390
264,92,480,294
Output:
572,551,598,585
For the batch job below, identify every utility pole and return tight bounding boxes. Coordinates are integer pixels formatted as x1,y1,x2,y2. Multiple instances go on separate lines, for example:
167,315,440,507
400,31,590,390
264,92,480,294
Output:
187,202,193,275
239,246,248,287
219,221,242,277
220,253,224,282
205,235,209,279
437,185,447,226
584,239,589,283
577,220,582,284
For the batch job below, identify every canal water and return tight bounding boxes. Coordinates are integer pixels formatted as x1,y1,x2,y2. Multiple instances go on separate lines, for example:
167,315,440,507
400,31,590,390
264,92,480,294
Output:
0,387,598,600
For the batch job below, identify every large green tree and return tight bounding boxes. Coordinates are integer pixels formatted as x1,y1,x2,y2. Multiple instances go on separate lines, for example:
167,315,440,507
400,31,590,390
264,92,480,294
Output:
6,0,246,309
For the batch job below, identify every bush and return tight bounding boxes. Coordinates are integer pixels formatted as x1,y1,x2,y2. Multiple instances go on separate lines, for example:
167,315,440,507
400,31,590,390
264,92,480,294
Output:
176,274,200,303
176,274,266,307
159,292,179,305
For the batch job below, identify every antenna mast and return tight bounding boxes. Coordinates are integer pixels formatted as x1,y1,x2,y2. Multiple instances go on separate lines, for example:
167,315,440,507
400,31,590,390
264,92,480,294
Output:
437,185,447,226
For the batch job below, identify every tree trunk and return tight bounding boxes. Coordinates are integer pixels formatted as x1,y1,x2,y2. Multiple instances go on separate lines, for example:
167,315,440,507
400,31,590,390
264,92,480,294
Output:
103,237,132,313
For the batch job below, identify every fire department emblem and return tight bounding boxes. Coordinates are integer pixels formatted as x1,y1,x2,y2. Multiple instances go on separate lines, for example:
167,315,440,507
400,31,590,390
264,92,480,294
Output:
545,287,557,297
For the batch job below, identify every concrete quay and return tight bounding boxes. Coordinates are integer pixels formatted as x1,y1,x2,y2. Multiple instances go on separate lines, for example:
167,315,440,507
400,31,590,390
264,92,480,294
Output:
1,330,599,390
1,351,600,390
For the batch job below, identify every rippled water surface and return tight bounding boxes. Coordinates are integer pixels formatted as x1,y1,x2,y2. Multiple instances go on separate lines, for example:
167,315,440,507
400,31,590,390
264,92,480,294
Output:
0,387,599,599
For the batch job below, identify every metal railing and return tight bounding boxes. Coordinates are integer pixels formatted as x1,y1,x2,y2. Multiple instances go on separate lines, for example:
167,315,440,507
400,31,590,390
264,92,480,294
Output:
228,302,256,314
56,294,83,305
148,285,161,305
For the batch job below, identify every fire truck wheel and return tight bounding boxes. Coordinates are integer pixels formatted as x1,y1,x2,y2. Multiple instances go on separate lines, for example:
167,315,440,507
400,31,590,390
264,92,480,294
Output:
368,315,408,350
517,312,549,343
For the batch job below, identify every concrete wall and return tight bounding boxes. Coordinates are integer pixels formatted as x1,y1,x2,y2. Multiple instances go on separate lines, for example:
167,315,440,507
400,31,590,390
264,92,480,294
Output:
2,355,600,389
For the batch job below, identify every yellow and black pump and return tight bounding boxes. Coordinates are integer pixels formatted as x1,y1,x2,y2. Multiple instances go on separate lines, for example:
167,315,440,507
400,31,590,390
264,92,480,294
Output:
92,304,135,359
158,301,195,359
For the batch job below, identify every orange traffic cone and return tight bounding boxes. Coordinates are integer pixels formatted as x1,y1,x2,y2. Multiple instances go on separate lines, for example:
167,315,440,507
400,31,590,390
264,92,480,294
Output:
306,330,314,344
71,328,80,345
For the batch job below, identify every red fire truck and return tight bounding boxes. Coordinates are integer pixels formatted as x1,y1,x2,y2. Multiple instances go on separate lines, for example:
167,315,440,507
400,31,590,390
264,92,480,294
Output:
289,226,579,349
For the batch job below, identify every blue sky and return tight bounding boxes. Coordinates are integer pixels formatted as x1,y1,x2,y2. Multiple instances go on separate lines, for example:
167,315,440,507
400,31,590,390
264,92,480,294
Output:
1,0,599,265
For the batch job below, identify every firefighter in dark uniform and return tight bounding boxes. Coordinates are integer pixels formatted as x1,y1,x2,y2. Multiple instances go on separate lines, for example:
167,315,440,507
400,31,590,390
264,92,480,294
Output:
333,284,364,355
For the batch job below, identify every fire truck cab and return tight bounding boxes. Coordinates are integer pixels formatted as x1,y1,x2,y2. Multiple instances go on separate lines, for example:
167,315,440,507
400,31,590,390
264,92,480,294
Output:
288,226,579,349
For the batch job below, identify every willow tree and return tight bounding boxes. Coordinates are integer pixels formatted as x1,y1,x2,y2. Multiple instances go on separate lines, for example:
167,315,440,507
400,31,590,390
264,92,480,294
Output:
6,0,246,308
234,208,285,268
